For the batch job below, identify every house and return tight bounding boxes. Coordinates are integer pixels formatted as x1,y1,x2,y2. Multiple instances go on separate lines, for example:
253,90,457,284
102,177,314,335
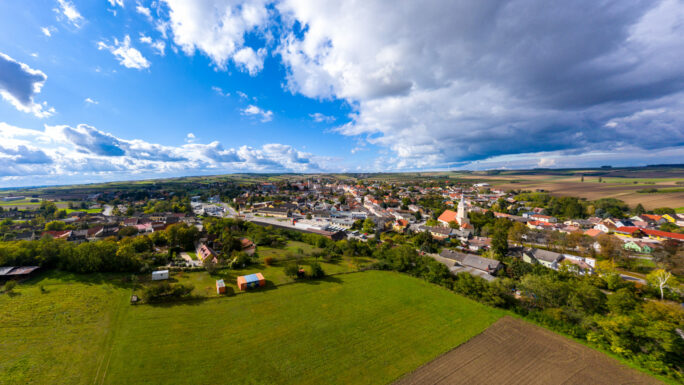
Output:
426,226,451,240
624,241,653,254
439,249,502,281
641,228,684,242
393,219,409,232
583,228,604,238
216,279,226,294
239,237,256,255
237,273,266,290
662,214,677,223
256,207,291,218
467,236,491,252
522,248,563,270
197,243,218,264
529,214,557,223
151,270,169,280
614,226,645,238
561,254,595,275
0,266,39,281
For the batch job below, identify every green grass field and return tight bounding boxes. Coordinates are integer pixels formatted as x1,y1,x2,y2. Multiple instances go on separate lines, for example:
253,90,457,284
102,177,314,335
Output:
172,255,375,297
104,271,502,384
0,270,503,385
65,208,104,214
0,273,131,385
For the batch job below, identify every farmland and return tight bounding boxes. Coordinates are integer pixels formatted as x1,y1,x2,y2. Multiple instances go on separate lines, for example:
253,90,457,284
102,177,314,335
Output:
396,316,661,385
454,168,684,210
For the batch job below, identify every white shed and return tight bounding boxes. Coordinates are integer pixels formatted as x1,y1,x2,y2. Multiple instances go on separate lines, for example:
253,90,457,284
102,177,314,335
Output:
151,270,169,281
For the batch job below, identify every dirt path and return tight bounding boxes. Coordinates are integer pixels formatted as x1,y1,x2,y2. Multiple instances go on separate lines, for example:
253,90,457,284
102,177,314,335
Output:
394,316,661,385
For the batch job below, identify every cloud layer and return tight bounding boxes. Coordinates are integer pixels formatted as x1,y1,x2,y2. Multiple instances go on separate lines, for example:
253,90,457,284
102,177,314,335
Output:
144,0,684,170
0,122,323,185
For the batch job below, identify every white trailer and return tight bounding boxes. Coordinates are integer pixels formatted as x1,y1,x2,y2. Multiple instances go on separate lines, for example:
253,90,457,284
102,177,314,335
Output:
151,270,169,280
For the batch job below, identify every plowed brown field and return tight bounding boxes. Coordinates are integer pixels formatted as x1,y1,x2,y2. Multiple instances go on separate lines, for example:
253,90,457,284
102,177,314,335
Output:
395,316,660,385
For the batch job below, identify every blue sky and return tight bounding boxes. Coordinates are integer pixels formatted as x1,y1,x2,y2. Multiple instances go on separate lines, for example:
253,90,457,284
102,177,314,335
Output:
1,0,684,187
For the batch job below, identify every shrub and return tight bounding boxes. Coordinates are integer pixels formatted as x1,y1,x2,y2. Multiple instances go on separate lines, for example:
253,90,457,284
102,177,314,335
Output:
142,282,194,303
284,263,300,278
3,280,17,293
309,261,325,279
264,256,275,266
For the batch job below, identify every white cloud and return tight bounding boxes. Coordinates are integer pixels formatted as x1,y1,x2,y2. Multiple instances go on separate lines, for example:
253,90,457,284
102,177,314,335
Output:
309,112,335,123
55,0,84,28
0,122,322,186
242,104,273,122
268,0,684,169
98,35,151,69
41,26,56,37
108,0,124,7
84,97,98,104
159,0,269,73
0,52,55,118
136,3,153,21
211,86,229,97
139,34,166,55
233,47,266,76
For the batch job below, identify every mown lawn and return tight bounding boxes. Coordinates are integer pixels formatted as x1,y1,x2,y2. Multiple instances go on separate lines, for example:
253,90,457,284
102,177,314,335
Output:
0,272,131,385
104,271,503,384
257,240,322,259
169,255,374,297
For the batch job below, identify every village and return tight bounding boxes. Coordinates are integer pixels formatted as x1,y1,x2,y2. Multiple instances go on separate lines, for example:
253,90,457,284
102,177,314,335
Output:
1,176,682,287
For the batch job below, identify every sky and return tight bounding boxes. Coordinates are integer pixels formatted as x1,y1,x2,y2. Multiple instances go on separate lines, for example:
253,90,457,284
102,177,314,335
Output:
0,0,683,187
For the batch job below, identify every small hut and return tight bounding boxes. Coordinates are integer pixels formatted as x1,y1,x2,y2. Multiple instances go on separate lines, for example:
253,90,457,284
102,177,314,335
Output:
216,279,226,294
237,273,265,291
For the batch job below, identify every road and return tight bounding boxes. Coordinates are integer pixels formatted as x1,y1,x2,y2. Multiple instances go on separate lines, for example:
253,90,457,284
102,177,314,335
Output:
103,205,113,216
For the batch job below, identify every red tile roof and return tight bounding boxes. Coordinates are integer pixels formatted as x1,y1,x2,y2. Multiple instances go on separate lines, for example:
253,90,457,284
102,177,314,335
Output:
438,210,458,223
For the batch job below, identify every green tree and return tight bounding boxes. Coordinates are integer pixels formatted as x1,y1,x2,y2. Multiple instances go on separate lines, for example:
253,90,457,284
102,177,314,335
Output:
606,288,640,315
284,263,300,278
362,218,375,233
44,221,66,231
634,203,645,215
491,218,511,259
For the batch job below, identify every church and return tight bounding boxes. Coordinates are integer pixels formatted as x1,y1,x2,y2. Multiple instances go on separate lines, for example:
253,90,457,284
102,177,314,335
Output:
437,194,471,228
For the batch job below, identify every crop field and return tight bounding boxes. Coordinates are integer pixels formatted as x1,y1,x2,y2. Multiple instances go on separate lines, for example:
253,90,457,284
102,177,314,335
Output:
492,177,684,210
395,316,660,385
101,271,502,384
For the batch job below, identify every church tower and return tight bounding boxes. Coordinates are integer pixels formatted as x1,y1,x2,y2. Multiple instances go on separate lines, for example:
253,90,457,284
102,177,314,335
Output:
457,194,470,225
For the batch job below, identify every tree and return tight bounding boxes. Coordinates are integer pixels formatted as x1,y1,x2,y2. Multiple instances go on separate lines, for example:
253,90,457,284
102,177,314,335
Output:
647,269,673,300
491,218,511,259
634,203,645,215
362,218,375,233
508,222,528,244
44,221,66,231
606,288,640,315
